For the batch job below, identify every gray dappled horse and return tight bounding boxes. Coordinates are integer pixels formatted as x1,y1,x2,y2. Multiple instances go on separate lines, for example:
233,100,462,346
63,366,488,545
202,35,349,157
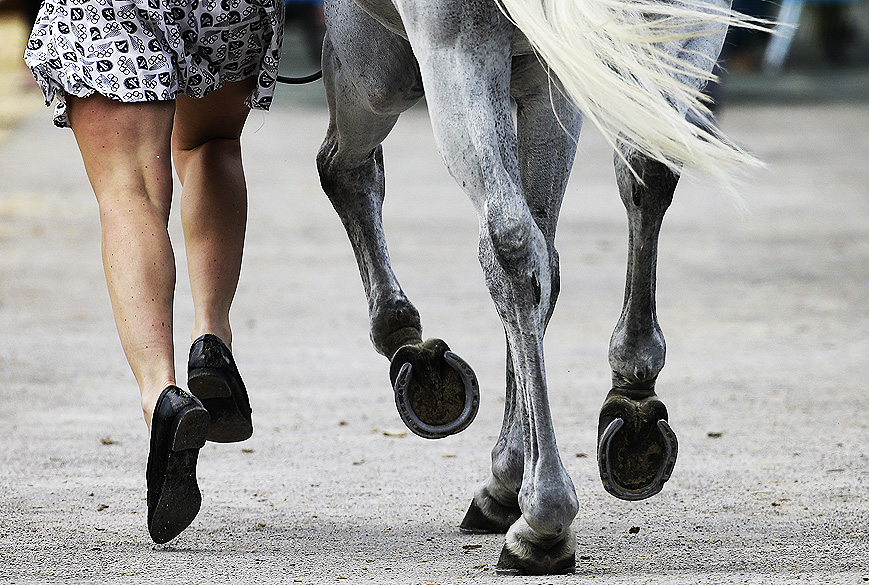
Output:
315,0,758,574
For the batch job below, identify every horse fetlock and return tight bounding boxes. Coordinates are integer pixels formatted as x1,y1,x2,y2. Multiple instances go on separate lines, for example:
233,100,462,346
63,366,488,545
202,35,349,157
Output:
497,517,576,575
370,295,422,358
460,481,521,534
610,356,664,388
490,445,523,495
517,463,578,539
520,494,578,541
609,326,665,385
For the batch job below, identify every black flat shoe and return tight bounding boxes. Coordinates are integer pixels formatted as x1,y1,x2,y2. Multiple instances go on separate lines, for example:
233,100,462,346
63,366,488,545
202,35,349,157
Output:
146,386,210,544
188,334,253,443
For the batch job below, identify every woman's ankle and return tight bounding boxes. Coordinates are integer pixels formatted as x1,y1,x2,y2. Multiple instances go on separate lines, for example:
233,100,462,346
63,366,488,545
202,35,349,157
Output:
191,326,232,351
140,379,177,432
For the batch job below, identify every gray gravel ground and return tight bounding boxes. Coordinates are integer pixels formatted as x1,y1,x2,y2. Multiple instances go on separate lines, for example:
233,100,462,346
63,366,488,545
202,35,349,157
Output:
1,88,868,584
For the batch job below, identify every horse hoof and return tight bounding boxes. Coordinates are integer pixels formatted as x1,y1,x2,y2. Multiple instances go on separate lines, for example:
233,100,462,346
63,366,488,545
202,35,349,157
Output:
390,338,479,439
459,494,521,534
496,521,576,575
597,391,678,501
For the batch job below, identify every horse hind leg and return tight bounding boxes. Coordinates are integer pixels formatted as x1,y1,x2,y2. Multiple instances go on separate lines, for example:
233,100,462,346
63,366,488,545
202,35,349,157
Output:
596,20,730,500
317,3,479,439
597,146,679,501
460,344,523,534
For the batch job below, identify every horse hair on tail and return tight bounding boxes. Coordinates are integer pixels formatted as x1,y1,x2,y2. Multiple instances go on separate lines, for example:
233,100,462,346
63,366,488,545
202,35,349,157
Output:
496,0,771,184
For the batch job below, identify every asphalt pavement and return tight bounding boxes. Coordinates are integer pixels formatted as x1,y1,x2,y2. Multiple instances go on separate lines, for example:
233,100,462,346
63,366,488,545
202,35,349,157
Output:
1,72,868,584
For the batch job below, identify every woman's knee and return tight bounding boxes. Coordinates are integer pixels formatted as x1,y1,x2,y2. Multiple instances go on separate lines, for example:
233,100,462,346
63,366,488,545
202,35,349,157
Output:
171,78,257,151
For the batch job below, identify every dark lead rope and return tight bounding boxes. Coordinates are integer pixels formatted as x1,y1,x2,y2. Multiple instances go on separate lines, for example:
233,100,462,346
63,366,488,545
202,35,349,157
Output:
276,70,323,84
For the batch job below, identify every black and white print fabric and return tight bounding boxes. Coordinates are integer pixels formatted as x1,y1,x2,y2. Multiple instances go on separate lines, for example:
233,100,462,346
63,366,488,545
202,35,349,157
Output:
25,0,284,127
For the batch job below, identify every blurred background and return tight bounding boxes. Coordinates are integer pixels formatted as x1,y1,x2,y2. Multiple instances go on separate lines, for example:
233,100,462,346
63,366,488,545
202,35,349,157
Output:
712,0,869,104
2,0,869,120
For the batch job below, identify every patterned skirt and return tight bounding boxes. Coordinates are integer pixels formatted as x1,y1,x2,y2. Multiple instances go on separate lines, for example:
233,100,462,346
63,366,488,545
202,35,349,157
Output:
24,0,284,127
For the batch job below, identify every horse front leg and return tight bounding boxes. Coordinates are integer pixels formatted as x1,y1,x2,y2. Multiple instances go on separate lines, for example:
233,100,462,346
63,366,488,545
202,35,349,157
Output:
597,147,679,501
461,55,582,560
397,6,578,572
318,0,479,439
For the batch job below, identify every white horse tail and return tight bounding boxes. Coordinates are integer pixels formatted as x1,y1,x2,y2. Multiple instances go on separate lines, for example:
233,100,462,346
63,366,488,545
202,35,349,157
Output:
496,0,769,182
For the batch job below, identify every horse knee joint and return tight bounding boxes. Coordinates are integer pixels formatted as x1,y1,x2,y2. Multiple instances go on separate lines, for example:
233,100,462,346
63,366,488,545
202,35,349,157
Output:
488,216,533,270
370,295,422,357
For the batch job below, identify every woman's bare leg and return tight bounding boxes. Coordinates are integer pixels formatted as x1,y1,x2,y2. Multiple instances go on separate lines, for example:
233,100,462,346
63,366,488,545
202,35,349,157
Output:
67,95,177,429
172,78,258,351
67,79,256,429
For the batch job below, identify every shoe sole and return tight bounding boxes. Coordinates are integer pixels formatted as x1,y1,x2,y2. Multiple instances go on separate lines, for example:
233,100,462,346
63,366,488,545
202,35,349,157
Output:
189,367,253,443
149,404,210,544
